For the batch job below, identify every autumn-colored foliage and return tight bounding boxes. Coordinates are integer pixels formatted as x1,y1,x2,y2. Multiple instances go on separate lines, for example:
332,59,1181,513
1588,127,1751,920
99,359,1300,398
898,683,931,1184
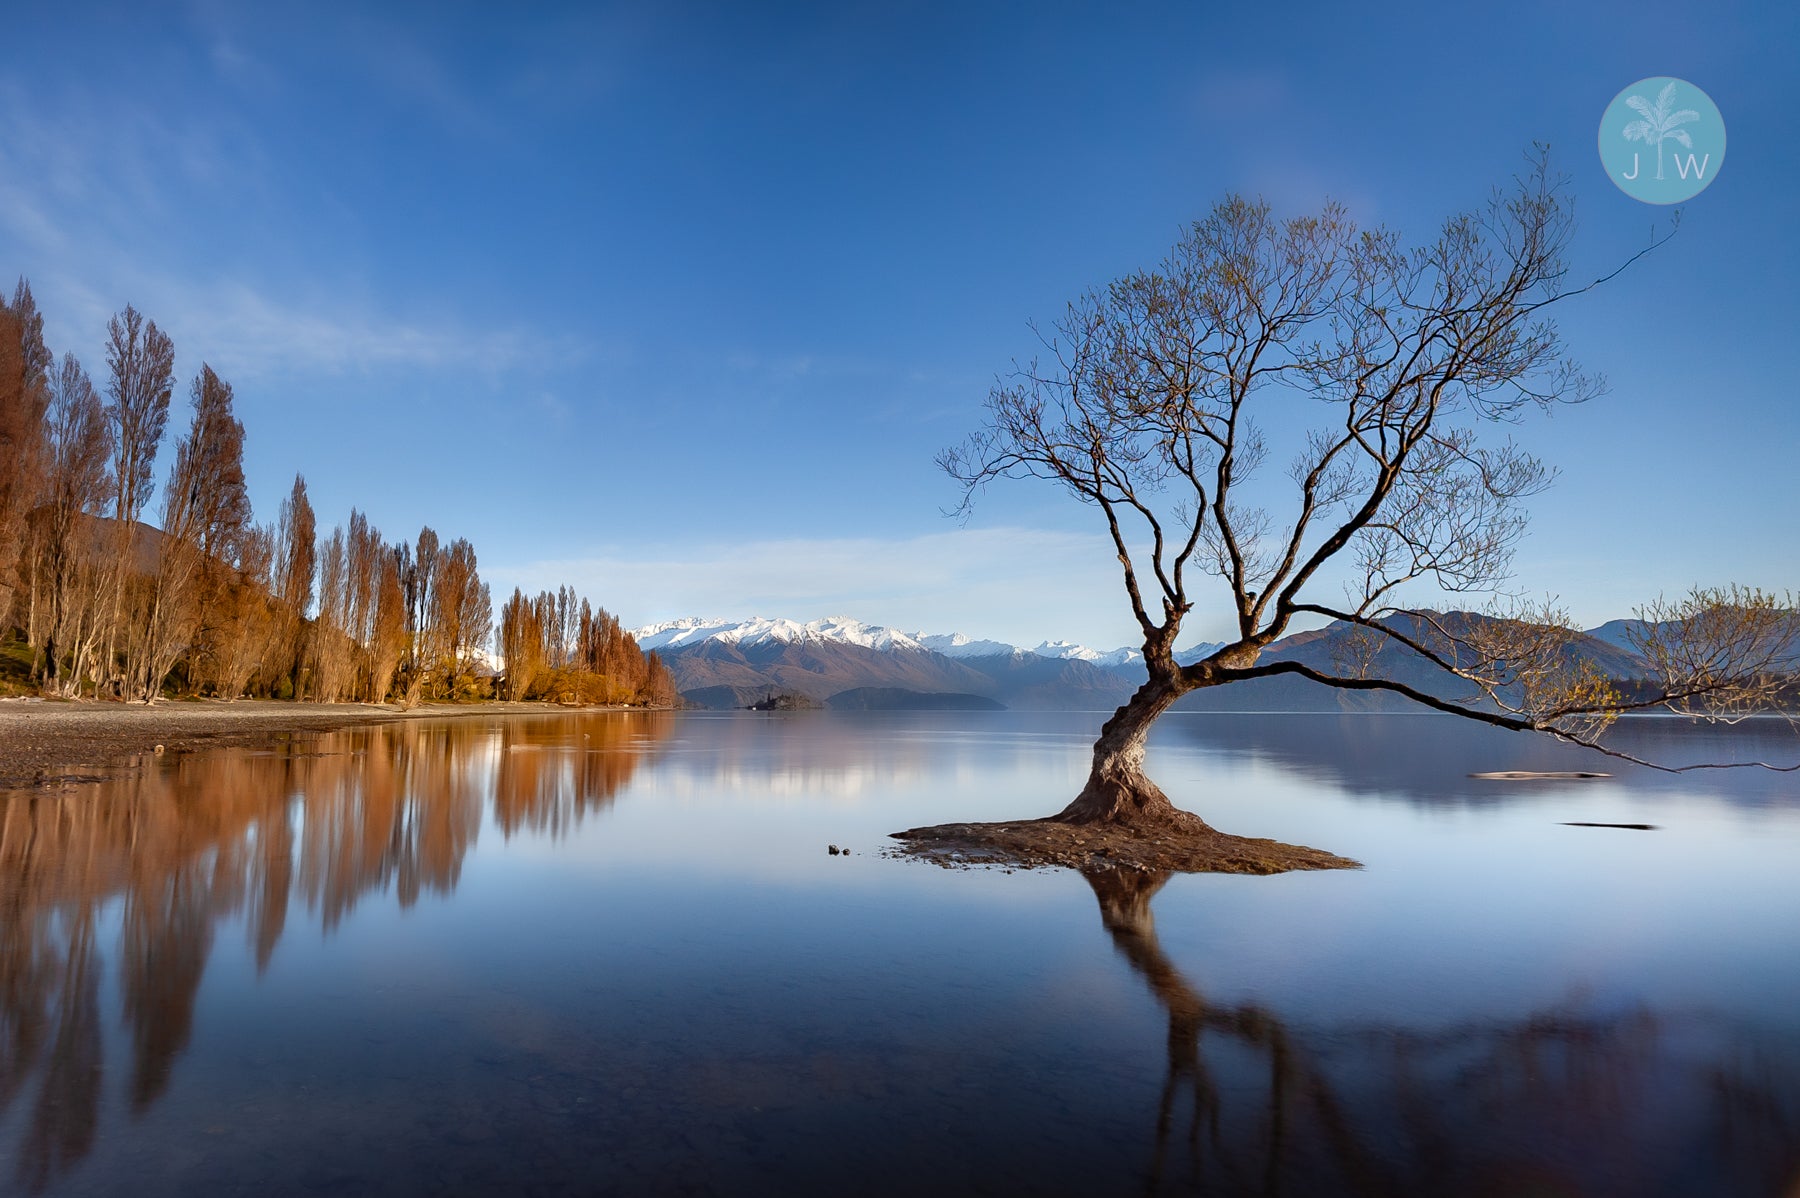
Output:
498,584,677,706
0,280,671,707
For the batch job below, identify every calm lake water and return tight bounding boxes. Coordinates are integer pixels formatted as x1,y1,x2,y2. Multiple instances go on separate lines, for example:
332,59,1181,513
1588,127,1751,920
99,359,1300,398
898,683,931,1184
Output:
2,709,1798,1196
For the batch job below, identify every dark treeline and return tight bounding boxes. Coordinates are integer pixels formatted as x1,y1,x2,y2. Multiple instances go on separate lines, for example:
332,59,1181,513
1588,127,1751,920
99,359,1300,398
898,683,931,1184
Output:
0,281,676,705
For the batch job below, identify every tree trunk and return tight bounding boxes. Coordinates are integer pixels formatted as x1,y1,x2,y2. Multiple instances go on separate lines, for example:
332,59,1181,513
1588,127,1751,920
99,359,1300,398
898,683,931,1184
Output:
1055,675,1207,828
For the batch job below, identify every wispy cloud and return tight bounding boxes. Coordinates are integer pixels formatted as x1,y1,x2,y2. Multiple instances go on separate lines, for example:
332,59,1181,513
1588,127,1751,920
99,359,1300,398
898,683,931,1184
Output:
12,260,581,386
151,281,585,380
0,78,583,383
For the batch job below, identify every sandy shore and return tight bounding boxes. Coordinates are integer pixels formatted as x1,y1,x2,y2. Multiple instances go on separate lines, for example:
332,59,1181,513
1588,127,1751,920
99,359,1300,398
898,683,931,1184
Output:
0,699,644,790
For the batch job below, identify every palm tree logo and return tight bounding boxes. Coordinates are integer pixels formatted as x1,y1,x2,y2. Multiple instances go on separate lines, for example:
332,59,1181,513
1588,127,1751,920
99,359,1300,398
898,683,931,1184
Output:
1621,81,1700,181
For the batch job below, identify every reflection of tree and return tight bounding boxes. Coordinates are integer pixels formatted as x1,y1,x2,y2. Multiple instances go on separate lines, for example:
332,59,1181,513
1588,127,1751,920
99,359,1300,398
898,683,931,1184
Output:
494,713,670,838
246,789,292,973
0,711,670,1191
1084,868,1800,1196
120,851,214,1109
1087,869,1370,1194
18,908,100,1191
294,722,485,929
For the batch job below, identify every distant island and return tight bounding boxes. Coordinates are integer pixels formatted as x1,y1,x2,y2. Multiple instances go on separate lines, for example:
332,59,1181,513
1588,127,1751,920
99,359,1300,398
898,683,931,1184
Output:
744,692,819,711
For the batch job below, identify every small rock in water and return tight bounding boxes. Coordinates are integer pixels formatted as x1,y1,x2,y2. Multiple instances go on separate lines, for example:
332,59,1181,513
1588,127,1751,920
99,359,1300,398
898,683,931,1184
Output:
827,844,840,855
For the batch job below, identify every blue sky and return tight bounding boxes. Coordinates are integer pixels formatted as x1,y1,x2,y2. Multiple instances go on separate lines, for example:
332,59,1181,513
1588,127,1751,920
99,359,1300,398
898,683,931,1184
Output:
2,1,1795,649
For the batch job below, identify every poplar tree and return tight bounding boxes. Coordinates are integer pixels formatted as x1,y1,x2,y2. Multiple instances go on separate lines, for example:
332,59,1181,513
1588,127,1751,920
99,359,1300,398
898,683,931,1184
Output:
101,306,175,694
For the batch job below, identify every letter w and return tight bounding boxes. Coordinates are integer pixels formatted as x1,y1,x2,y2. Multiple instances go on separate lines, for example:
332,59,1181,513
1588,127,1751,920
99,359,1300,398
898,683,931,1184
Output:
1674,153,1711,180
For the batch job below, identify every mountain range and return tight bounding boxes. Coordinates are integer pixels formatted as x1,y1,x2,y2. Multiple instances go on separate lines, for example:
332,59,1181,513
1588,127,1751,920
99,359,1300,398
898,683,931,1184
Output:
633,613,1783,712
633,616,1169,710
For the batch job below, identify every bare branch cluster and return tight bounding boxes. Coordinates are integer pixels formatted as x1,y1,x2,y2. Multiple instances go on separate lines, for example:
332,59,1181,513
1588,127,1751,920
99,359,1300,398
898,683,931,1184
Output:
943,150,1609,669
1630,586,1798,719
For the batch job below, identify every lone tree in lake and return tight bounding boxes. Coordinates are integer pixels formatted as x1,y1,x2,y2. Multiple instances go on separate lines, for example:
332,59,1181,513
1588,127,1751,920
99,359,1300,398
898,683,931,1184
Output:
895,152,1795,871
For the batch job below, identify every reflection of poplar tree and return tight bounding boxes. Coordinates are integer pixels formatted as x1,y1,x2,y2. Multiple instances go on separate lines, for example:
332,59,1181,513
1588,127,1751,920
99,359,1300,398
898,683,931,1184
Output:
18,909,102,1193
120,860,214,1109
0,712,684,1182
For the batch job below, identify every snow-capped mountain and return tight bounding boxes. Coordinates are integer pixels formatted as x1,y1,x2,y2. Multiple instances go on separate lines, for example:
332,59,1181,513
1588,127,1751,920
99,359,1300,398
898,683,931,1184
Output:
913,631,1025,659
635,615,934,655
630,615,1166,710
632,614,1197,669
1175,642,1226,666
1032,640,1143,669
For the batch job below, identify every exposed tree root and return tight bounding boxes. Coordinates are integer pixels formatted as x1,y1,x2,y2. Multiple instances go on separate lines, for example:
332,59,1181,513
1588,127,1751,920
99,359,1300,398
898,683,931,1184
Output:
888,812,1359,875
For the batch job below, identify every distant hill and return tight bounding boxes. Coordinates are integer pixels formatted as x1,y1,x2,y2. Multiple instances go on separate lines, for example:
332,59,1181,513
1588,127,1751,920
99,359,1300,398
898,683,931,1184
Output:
1586,618,1652,654
638,616,1152,710
1588,615,1800,672
638,609,1798,714
654,635,999,705
658,638,1133,710
73,513,164,574
825,687,1005,711
1177,611,1642,713
951,651,1137,710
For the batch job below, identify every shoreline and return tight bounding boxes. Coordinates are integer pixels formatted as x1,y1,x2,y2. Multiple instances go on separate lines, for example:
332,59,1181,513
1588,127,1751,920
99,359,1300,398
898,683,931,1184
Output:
0,698,670,791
